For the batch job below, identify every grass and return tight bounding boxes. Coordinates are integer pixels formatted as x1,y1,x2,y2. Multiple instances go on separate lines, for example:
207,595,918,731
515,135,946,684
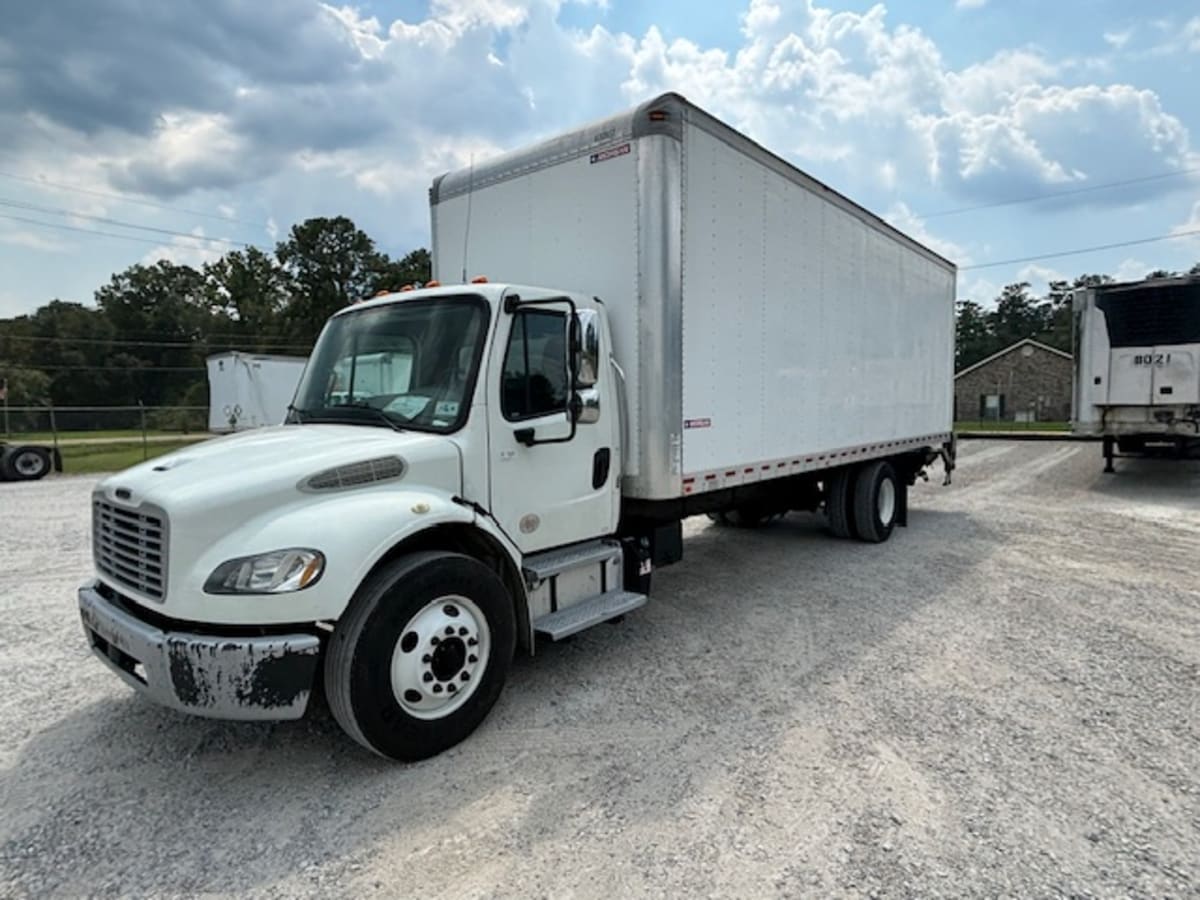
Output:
955,421,1069,433
59,440,205,475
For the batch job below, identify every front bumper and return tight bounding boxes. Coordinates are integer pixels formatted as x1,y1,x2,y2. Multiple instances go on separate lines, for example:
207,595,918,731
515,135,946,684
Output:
78,582,321,721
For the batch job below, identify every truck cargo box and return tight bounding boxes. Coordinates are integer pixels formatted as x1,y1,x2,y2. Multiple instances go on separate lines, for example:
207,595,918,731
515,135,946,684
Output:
430,93,956,501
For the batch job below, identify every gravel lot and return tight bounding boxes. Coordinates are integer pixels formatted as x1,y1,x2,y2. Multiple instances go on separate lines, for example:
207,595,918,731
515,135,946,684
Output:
1,440,1198,897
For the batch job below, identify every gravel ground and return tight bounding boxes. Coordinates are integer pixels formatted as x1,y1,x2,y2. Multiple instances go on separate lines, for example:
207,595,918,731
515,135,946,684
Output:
1,441,1198,897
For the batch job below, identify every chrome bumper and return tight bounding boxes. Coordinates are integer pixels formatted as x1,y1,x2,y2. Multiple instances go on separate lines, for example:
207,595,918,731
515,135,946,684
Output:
78,583,321,721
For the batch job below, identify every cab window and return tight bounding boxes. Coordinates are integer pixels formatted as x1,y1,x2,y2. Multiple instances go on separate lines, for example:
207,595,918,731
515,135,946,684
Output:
502,310,568,420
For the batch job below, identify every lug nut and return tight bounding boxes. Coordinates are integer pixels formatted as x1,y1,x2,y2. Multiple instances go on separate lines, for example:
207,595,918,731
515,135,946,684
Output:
445,626,455,636
461,672,470,681
458,627,469,636
423,672,433,683
433,684,443,694
431,636,440,646
422,654,431,663
468,654,477,664
447,683,457,693
468,637,478,647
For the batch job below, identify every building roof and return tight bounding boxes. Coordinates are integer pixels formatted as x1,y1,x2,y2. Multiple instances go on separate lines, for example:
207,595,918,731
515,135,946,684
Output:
955,338,1071,379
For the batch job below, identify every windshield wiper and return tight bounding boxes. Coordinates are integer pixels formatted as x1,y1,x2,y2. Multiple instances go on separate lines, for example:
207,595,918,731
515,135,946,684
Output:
329,402,406,433
286,404,306,424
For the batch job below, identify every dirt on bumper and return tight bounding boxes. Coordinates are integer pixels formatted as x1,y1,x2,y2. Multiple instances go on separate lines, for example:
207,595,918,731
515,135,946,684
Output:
78,583,321,721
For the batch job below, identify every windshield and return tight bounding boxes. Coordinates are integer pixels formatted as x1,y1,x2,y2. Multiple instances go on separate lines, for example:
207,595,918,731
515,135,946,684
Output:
291,295,489,433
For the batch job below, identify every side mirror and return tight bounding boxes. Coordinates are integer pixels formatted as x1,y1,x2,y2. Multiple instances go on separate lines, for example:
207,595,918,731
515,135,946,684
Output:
573,309,600,388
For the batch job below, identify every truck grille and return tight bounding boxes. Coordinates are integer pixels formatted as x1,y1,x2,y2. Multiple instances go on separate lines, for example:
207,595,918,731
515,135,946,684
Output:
93,500,168,601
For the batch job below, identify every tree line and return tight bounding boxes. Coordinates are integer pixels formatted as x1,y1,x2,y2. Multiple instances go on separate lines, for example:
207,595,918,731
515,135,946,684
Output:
0,217,430,422
956,264,1200,372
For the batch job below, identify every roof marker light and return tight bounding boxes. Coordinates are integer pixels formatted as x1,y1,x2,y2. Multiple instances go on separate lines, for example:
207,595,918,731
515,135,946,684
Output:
400,284,415,292
471,276,489,284
426,279,441,288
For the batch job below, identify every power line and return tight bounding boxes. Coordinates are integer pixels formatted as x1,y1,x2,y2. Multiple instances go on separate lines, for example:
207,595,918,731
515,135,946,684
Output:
0,170,267,230
0,198,259,249
959,227,1200,271
918,167,1200,220
0,211,218,249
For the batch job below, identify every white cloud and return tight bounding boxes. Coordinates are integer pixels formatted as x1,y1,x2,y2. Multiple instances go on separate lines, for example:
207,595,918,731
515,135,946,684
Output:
1103,29,1133,50
884,202,969,264
1016,263,1067,295
958,275,999,304
956,0,987,9
140,227,226,269
1111,258,1150,283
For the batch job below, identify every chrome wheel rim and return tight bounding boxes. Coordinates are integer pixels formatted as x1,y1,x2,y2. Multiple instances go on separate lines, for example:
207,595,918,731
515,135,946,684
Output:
390,594,490,720
877,477,896,526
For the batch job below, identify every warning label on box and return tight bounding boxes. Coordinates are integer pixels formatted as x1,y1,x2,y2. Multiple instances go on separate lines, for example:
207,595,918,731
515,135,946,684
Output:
589,143,631,164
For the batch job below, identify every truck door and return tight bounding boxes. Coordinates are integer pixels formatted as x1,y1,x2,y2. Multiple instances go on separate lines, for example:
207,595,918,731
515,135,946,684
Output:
1151,347,1199,405
486,298,620,554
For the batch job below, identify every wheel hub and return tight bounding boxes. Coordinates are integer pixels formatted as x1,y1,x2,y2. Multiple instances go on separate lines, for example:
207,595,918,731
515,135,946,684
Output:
430,637,467,682
390,595,489,720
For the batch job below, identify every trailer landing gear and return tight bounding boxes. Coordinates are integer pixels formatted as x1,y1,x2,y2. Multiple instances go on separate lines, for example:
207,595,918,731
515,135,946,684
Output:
1103,436,1116,474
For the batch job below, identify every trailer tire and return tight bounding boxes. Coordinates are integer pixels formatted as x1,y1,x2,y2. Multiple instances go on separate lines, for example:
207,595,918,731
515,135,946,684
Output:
3,446,52,481
825,468,856,539
325,551,515,761
853,460,898,544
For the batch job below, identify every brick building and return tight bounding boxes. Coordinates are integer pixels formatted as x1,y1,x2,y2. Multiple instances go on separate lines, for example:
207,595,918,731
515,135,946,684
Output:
954,338,1073,423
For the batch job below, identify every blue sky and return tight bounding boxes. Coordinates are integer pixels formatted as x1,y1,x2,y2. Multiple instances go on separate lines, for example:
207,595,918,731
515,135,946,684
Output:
1,0,1198,319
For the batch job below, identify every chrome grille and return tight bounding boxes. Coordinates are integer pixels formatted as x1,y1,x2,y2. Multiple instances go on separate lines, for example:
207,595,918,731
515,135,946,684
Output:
93,499,167,601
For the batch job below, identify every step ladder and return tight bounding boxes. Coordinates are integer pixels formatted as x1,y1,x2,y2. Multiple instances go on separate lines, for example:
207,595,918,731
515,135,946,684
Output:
524,539,648,641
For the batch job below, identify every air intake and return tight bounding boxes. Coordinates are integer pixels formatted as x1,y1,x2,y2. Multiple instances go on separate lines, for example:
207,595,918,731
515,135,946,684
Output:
302,456,406,491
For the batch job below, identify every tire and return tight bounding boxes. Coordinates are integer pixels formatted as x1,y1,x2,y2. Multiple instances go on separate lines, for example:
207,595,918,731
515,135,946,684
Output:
3,446,51,481
853,460,899,544
825,467,856,539
325,551,516,761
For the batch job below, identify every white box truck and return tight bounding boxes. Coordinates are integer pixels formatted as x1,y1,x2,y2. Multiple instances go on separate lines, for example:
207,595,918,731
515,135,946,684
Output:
77,94,956,760
206,352,307,432
1072,275,1200,470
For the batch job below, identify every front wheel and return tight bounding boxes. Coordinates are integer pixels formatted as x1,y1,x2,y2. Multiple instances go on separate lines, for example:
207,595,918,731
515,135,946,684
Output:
325,551,516,761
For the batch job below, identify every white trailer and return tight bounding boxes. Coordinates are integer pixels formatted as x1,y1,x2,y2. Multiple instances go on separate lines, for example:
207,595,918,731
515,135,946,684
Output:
1072,276,1200,470
206,352,307,432
78,94,956,761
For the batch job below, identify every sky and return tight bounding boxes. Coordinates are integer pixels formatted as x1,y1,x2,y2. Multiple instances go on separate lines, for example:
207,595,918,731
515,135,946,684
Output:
1,0,1199,319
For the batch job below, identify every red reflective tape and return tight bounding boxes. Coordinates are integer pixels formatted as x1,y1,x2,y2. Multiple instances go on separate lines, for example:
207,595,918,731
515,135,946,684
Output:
705,474,717,481
683,477,696,484
725,470,736,477
744,468,754,474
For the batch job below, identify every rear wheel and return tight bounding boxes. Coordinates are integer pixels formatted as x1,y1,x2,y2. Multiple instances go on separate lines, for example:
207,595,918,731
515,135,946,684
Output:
325,551,515,761
3,446,51,481
853,460,899,544
825,468,856,539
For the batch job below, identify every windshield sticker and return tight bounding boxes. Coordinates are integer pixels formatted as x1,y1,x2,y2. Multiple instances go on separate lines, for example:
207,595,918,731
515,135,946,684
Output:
435,401,460,417
684,418,712,429
590,143,630,165
386,395,430,418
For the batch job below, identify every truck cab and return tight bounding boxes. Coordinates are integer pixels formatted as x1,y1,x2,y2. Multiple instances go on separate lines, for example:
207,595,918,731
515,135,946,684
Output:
79,283,636,760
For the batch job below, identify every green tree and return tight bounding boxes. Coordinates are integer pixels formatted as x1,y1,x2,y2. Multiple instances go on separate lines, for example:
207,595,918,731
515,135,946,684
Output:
372,248,432,293
955,299,993,370
276,217,383,344
94,261,209,406
989,282,1050,349
204,247,291,350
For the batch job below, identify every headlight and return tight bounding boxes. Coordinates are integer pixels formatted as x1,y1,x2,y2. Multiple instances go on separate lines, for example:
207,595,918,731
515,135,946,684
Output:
204,549,325,595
